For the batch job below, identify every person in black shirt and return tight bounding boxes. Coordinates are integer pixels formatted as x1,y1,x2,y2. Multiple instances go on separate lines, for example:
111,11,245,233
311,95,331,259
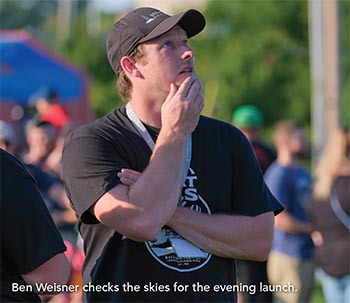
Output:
62,7,283,303
1,149,70,302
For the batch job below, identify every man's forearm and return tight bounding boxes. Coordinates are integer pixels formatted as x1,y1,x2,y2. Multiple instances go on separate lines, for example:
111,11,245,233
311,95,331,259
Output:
127,135,187,237
168,207,274,261
119,75,203,239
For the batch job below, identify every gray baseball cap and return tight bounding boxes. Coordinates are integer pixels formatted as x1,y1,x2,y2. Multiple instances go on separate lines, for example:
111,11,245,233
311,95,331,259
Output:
106,7,206,75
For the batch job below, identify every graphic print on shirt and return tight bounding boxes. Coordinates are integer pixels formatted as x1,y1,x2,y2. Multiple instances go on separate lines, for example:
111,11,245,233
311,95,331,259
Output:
145,167,212,272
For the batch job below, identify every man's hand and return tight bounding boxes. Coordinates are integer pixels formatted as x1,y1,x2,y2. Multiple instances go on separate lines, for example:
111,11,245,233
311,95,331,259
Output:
118,169,141,188
161,76,204,142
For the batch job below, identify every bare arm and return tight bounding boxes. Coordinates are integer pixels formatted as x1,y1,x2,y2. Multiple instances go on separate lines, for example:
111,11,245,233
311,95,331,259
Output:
92,77,204,242
22,253,70,298
168,207,274,261
275,210,313,234
92,142,187,242
119,170,275,261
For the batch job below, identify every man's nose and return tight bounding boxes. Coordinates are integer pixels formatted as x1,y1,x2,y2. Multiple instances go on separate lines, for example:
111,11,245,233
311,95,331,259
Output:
182,45,195,60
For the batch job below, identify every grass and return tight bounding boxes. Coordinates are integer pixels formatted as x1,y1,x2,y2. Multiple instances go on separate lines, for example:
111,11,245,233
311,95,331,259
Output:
311,279,326,303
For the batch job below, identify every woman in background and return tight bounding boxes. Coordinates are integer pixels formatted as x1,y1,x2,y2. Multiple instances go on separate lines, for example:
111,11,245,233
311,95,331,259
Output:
310,127,350,303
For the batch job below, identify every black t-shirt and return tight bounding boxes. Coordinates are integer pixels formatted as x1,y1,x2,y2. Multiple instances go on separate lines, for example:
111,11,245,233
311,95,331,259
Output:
62,106,282,302
0,149,66,302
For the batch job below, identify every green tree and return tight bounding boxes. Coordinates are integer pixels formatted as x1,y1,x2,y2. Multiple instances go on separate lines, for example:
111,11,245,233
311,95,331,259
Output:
0,0,57,30
3,0,345,129
339,0,349,130
56,13,122,118
193,0,310,127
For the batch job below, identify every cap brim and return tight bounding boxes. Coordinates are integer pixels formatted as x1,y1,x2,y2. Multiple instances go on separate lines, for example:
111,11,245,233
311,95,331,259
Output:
139,9,205,43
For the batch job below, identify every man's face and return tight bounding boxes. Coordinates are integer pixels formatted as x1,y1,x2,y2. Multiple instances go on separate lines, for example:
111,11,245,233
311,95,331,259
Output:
290,128,309,159
135,26,196,98
27,126,55,155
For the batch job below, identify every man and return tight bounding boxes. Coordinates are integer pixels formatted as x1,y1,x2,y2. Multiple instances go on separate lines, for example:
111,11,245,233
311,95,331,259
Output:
232,105,276,303
1,149,70,302
22,119,57,167
265,120,315,303
62,7,282,302
22,118,78,245
29,87,69,131
232,105,276,173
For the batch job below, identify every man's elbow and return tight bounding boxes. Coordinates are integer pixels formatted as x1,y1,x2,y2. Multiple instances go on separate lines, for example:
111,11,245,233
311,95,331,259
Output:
251,239,272,261
125,217,161,242
243,233,272,261
250,213,274,261
97,207,163,242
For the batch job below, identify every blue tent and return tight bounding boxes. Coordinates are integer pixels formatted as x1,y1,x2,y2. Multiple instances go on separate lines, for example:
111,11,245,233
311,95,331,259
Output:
0,30,87,106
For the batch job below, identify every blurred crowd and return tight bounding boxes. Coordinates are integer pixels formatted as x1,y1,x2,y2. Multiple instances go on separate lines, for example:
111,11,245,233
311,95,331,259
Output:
1,97,349,303
232,105,349,303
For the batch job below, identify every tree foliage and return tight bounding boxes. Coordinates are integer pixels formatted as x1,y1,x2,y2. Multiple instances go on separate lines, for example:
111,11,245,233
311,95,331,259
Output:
193,0,310,127
339,0,350,130
0,0,57,30
56,13,122,118
1,0,346,129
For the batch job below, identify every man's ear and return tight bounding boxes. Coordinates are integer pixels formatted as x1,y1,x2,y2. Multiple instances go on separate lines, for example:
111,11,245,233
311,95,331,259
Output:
120,56,142,78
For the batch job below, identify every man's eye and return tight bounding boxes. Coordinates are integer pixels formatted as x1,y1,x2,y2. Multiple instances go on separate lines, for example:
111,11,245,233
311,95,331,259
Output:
162,41,172,48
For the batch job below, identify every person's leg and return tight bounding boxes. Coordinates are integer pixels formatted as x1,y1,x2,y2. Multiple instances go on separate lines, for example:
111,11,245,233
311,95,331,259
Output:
268,251,299,303
340,274,350,303
297,259,315,302
237,260,272,303
317,268,344,303
250,260,273,303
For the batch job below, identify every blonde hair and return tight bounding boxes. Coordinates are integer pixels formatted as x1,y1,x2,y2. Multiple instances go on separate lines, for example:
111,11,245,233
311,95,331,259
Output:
117,44,147,101
313,128,350,200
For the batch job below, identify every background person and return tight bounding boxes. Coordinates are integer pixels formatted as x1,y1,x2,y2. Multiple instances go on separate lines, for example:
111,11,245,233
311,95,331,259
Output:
309,127,350,303
232,105,276,303
232,104,276,173
22,118,78,246
0,149,70,302
265,120,315,303
62,7,282,303
21,118,82,303
22,119,57,168
29,86,70,132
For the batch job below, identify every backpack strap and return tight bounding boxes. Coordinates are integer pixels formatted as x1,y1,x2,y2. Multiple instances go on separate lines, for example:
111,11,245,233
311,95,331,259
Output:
330,181,350,231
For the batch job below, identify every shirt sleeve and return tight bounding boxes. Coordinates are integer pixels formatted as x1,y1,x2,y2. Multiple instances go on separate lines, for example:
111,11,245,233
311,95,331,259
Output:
231,132,283,216
62,131,129,224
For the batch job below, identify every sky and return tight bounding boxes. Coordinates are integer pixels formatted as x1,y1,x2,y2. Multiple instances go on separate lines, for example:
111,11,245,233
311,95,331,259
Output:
94,0,135,13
